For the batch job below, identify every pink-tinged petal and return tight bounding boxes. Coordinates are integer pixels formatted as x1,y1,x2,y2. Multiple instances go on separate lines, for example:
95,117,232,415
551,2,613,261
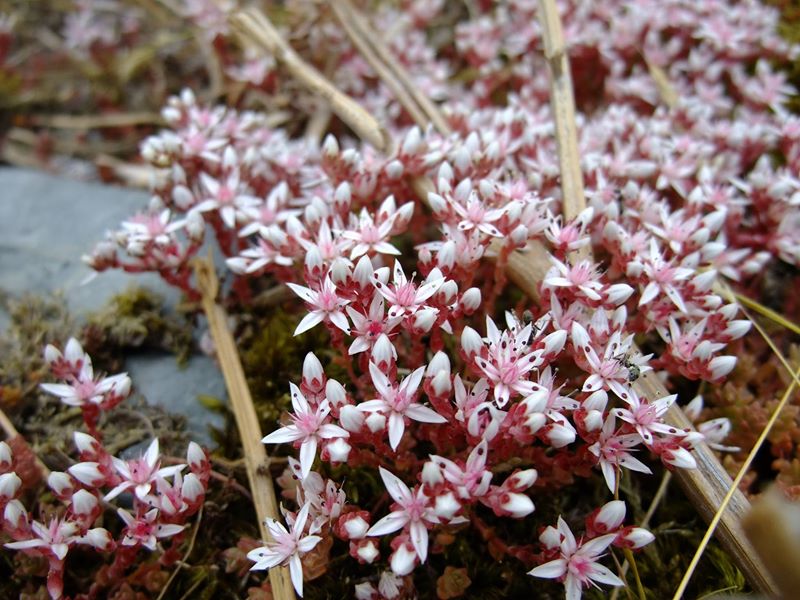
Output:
401,367,426,397
318,424,348,439
583,374,603,393
378,467,412,505
262,425,303,445
369,362,392,399
247,546,284,569
298,535,322,553
349,337,371,355
579,533,617,557
587,563,624,587
135,483,152,500
286,282,317,304
328,310,351,334
367,510,409,537
565,574,582,600
155,464,185,479
155,523,186,538
299,438,318,479
143,439,160,469
103,482,132,501
294,311,325,336
557,517,577,553
289,553,304,596
39,383,77,399
52,543,70,560
116,508,135,526
409,521,429,563
294,502,311,533
639,282,659,306
289,382,310,415
414,277,444,303
5,539,47,551
528,558,567,579
388,412,406,450
375,242,401,255
358,399,389,413
405,404,447,424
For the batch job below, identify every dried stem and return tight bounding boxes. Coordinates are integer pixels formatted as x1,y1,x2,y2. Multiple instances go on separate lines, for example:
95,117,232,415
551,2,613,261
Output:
331,0,452,136
330,0,430,130
535,0,586,225
193,257,294,600
228,7,390,152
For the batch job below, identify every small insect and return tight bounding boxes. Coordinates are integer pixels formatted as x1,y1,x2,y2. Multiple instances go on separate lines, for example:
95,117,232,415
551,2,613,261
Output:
613,352,641,382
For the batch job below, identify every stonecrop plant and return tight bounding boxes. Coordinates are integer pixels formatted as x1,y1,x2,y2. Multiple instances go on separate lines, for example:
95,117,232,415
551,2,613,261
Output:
2,338,210,600
73,0,800,598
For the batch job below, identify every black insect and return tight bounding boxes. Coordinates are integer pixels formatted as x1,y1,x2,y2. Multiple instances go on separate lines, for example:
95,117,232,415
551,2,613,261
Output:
613,352,641,382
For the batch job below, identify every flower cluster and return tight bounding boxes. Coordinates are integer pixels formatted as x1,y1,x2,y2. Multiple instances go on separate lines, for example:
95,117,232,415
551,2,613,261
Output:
3,341,210,600
41,338,132,436
79,0,800,597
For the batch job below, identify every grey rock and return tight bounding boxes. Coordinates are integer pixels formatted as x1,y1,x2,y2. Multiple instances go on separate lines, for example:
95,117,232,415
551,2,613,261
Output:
0,167,226,446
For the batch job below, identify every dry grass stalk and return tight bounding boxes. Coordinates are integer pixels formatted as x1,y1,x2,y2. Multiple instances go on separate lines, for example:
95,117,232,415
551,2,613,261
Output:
226,5,775,594
32,112,165,129
193,257,295,600
331,0,452,136
229,7,390,152
330,0,430,132
743,487,800,599
535,0,587,228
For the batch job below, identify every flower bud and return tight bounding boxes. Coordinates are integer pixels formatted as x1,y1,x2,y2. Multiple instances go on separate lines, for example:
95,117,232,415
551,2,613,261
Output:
353,256,374,288
329,258,352,287
709,355,736,380
83,527,114,551
68,462,105,487
539,525,561,549
340,405,365,432
431,371,451,396
4,499,27,529
334,182,351,210
0,442,11,471
371,335,396,368
385,160,404,179
412,308,438,333
327,438,351,462
390,543,417,576
401,126,421,156
48,472,74,498
0,473,21,499
506,469,538,491
326,379,348,410
342,513,370,540
461,327,483,358
365,413,386,433
421,461,444,486
617,526,655,549
71,489,99,517
181,473,205,504
434,492,461,520
187,441,208,472
355,539,380,563
303,353,325,393
593,500,626,533
427,193,448,218
44,344,62,366
436,240,456,271
74,432,100,456
499,492,534,518
322,134,339,158
460,288,481,314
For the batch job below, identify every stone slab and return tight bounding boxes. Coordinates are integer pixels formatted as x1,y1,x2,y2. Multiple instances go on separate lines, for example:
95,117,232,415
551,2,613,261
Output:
0,167,225,444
